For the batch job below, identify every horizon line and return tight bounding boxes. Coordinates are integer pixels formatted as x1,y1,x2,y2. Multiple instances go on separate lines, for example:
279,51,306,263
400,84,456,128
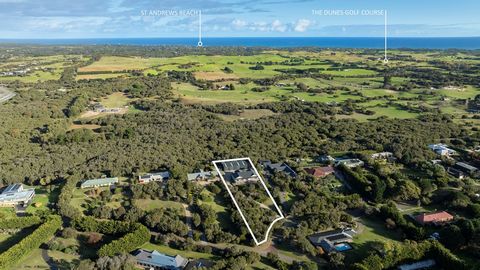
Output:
1,36,479,40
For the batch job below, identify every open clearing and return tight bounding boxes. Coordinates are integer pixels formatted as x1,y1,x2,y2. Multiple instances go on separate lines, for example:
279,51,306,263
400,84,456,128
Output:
217,109,277,121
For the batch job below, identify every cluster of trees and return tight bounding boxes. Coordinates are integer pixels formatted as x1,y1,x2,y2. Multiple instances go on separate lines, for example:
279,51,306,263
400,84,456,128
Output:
0,215,62,269
98,223,150,257
71,216,150,257
144,208,189,236
377,202,425,240
192,202,237,243
352,240,467,270
57,174,82,220
438,217,480,258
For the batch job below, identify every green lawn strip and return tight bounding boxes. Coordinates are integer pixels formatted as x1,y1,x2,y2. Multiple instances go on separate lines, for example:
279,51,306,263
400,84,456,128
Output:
134,198,185,213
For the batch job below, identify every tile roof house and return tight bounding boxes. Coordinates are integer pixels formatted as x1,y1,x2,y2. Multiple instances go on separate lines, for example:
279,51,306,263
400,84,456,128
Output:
305,166,335,178
414,211,454,225
133,249,188,270
261,160,297,178
138,171,170,184
0,184,35,207
80,177,119,189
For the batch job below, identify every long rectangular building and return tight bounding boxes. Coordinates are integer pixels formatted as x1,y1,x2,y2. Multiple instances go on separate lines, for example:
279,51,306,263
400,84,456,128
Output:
80,177,119,189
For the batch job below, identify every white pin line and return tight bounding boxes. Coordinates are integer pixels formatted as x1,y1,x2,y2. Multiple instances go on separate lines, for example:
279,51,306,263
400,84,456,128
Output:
384,9,388,63
197,10,203,47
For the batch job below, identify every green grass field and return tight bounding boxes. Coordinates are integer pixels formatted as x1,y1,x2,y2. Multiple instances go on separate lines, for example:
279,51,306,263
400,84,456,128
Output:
134,198,185,213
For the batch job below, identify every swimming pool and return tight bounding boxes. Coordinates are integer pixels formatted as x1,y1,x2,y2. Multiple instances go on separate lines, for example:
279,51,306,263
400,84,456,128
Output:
335,243,353,252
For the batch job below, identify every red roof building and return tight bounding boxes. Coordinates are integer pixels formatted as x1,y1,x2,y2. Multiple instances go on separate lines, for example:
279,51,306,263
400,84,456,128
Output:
414,211,454,225
305,166,335,178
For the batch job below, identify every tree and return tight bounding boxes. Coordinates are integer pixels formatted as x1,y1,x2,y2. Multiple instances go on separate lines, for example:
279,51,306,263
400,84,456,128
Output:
440,225,466,250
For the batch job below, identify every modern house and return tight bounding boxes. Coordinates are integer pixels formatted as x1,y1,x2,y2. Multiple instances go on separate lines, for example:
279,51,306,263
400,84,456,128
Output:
414,211,454,226
133,249,188,270
261,160,297,178
219,160,250,171
187,170,218,181
219,160,259,185
334,159,364,168
0,184,35,207
428,144,457,157
453,162,479,177
80,177,119,189
309,228,356,253
317,155,335,163
138,171,170,184
305,166,335,178
447,167,466,179
224,170,258,185
370,152,396,162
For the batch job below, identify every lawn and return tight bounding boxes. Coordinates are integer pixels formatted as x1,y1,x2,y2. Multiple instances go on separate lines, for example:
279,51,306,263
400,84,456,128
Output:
99,92,132,108
198,189,231,229
134,198,185,213
345,216,402,263
78,56,165,72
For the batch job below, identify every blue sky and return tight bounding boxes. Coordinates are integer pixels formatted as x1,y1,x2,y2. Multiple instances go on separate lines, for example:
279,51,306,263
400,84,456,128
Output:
0,0,479,38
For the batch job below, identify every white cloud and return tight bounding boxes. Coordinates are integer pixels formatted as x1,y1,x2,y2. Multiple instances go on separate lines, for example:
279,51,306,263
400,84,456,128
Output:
271,19,286,32
294,19,311,32
232,19,247,28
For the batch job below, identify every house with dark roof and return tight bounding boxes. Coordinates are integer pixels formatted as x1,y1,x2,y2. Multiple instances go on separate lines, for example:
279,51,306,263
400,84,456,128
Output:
219,160,258,185
305,166,335,178
138,171,170,184
261,160,297,178
133,249,188,270
309,228,356,253
414,211,454,226
453,162,479,177
219,160,250,171
447,167,466,179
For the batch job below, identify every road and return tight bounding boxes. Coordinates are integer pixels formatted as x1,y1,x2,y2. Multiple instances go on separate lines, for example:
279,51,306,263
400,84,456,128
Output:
182,203,194,238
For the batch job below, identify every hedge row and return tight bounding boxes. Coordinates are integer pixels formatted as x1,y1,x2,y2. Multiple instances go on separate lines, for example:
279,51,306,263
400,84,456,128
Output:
57,175,82,219
0,215,62,270
352,240,467,270
71,216,137,235
0,216,42,229
97,223,151,257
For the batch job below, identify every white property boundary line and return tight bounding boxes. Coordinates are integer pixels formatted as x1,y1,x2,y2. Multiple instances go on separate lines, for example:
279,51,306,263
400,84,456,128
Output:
212,157,284,245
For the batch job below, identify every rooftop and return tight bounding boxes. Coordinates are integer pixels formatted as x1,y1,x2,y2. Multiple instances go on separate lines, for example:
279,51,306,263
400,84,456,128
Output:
134,249,188,269
0,184,35,204
415,211,453,224
81,177,118,187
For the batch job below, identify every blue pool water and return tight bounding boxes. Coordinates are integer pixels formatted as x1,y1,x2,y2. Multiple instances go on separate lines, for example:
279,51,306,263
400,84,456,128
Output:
335,243,353,252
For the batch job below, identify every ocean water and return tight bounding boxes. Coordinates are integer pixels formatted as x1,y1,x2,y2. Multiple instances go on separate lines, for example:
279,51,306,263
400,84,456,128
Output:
0,37,479,49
